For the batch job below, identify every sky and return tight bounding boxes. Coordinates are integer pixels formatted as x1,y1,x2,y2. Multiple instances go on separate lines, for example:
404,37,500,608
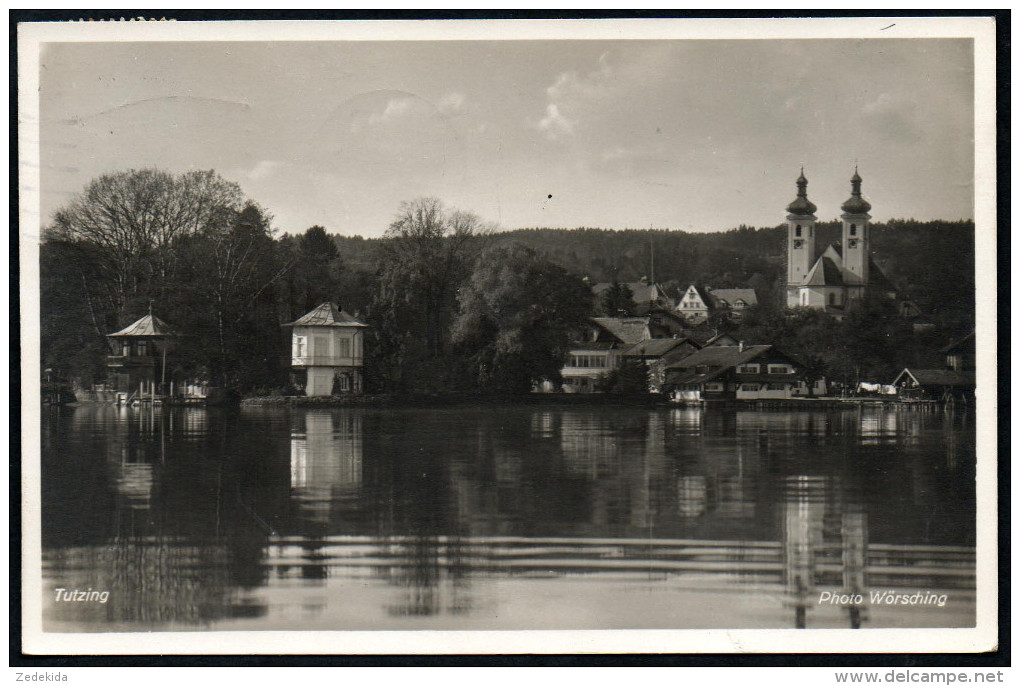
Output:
38,37,975,237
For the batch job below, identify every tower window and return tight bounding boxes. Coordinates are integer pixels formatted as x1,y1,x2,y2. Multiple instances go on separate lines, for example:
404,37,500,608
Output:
795,225,802,237
850,223,857,236
828,293,836,306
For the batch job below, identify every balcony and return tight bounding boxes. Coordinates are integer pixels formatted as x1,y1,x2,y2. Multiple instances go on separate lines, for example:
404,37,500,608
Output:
291,355,362,367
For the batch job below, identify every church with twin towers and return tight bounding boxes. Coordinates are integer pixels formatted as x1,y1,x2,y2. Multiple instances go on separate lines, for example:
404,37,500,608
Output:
785,168,897,313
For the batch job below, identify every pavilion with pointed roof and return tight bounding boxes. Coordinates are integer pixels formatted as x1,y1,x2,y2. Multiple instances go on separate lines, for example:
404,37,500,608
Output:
105,312,179,394
283,303,368,396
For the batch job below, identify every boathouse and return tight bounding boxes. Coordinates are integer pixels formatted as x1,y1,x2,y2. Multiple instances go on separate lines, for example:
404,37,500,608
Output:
106,313,177,396
891,368,975,403
284,303,368,396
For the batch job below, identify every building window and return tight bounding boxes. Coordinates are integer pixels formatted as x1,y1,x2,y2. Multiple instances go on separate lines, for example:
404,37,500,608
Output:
337,338,351,358
767,364,793,375
136,341,148,356
767,383,788,391
828,293,836,306
850,223,857,236
741,384,760,392
736,363,760,374
313,335,329,358
294,336,307,358
122,341,130,356
704,382,724,392
795,225,802,237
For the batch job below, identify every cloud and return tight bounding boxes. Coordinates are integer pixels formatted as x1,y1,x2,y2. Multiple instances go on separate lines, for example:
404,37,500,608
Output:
368,97,414,125
861,92,921,141
546,52,613,101
248,159,280,180
437,92,466,115
536,103,575,140
533,52,616,141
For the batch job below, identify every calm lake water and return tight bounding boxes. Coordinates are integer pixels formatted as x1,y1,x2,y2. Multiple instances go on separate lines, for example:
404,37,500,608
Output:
40,403,976,632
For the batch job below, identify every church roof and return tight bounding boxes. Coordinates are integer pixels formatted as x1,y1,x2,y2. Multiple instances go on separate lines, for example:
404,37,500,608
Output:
803,255,845,287
841,169,872,214
868,257,896,292
284,302,368,327
786,169,817,217
108,314,177,338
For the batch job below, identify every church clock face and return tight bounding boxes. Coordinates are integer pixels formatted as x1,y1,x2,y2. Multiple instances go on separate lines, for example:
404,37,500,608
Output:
847,238,859,249
793,239,804,249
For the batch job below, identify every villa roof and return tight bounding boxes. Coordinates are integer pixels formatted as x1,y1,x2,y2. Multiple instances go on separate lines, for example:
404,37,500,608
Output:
939,331,975,355
592,316,651,345
284,302,368,327
621,338,693,358
664,344,774,384
591,281,667,305
108,314,177,338
707,288,758,308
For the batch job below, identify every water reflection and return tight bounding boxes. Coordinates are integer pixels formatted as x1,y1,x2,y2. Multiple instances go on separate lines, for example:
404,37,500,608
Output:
41,404,976,631
290,411,363,523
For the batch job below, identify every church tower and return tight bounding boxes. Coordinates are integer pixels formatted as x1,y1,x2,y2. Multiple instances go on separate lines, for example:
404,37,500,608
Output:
786,169,817,307
840,167,872,298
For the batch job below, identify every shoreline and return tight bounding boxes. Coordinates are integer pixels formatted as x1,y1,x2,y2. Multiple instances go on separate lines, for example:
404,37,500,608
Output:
236,393,951,410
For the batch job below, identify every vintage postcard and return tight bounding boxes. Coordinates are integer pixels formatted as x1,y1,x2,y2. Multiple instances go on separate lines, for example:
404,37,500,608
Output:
18,17,998,655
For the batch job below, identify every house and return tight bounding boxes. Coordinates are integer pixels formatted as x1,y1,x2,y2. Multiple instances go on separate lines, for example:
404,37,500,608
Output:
890,331,976,402
784,168,898,313
702,332,740,348
676,284,711,323
623,337,702,394
892,368,975,403
676,285,759,324
283,302,368,396
663,343,825,402
705,288,758,321
560,316,652,393
941,331,975,371
105,313,177,396
591,277,675,314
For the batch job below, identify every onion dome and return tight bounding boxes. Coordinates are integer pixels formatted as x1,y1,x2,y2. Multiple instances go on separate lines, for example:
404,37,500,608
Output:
841,167,872,214
786,168,817,216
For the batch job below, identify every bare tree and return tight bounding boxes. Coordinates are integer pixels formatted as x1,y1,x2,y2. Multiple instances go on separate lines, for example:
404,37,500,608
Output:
47,169,246,318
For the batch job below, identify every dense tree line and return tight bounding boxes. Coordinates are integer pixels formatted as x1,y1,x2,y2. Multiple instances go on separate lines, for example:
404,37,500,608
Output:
40,168,974,395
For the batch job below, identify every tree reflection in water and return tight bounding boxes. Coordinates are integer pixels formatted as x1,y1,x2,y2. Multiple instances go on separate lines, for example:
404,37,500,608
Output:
41,403,975,630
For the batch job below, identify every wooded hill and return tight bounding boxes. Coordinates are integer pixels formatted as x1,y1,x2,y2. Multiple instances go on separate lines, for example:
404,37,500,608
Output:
333,219,975,325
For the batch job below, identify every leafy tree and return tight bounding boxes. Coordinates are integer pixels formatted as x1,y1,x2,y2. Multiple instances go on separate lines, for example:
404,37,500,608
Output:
452,243,593,394
367,198,489,391
603,357,650,395
280,225,345,314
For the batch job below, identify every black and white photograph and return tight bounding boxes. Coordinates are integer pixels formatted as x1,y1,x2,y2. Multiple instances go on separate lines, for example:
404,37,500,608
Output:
17,17,998,656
